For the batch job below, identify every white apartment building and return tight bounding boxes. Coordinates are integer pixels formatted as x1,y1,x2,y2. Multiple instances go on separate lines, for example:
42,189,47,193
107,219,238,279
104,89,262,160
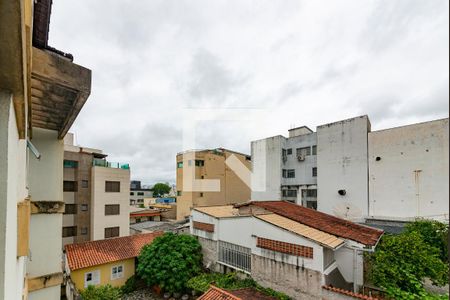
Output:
129,180,153,206
63,134,131,245
190,201,383,299
251,116,449,225
1,0,92,298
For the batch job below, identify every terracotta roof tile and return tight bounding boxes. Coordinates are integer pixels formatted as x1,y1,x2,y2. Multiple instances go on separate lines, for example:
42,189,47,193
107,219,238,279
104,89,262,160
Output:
65,232,163,271
323,285,379,300
237,201,383,246
198,286,277,300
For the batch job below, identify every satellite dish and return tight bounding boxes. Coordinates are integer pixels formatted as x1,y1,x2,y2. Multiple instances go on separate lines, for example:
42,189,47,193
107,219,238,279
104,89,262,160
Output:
333,202,363,221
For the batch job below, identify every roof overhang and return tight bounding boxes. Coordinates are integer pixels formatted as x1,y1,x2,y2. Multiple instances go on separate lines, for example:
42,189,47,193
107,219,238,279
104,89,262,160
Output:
0,0,29,138
31,47,91,139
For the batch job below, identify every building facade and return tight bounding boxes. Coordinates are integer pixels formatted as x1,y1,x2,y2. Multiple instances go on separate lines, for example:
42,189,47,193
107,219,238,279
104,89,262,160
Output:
129,180,153,206
62,134,131,245
190,202,383,300
176,148,252,220
251,116,449,224
0,0,92,299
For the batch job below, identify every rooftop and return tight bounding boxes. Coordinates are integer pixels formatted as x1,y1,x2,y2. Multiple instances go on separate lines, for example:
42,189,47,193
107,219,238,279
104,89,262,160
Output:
65,232,162,271
130,209,161,218
194,205,240,218
198,286,276,300
235,201,383,246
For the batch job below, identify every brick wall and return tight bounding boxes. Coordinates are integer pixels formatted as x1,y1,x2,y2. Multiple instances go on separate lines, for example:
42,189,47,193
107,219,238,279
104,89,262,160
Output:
193,221,215,233
256,237,313,258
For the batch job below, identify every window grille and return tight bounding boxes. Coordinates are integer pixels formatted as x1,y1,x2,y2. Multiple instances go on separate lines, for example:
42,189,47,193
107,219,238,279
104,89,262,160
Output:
218,241,251,273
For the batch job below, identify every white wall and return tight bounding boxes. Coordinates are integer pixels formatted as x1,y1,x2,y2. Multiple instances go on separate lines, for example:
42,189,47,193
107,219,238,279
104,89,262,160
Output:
91,166,130,240
251,136,283,200
334,245,364,287
317,116,370,222
368,119,449,221
0,92,28,300
190,210,219,241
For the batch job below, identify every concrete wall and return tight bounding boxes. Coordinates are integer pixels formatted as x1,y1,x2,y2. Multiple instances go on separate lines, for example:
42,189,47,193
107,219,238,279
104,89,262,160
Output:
251,136,283,200
368,119,449,221
0,92,28,300
91,166,130,240
27,128,64,300
317,116,370,222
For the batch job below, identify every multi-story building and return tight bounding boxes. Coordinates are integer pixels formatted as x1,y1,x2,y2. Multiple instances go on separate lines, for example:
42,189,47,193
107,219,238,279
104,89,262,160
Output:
0,0,92,299
63,134,131,245
252,116,449,225
129,180,153,206
176,148,251,220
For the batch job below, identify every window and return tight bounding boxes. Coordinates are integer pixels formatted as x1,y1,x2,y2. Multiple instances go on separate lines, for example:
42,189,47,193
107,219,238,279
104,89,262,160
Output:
64,160,78,168
218,241,251,273
64,204,77,215
296,147,311,157
302,189,317,198
130,192,134,196
307,201,317,210
130,200,136,205
80,204,88,211
200,192,204,197
137,199,144,203
312,145,317,155
63,181,77,192
137,192,144,196
177,162,183,168
282,189,297,197
287,169,295,178
84,270,100,288
177,191,182,196
287,148,292,155
312,167,317,177
105,181,120,192
104,227,120,238
135,217,142,223
81,180,88,188
111,265,124,280
195,160,205,167
105,204,120,215
62,226,77,237
80,227,88,235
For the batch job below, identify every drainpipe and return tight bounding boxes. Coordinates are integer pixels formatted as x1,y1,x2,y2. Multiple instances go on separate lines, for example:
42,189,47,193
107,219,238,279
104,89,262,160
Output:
353,248,358,293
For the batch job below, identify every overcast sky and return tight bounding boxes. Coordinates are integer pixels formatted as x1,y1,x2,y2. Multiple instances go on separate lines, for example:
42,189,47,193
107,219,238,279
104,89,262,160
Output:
49,0,449,185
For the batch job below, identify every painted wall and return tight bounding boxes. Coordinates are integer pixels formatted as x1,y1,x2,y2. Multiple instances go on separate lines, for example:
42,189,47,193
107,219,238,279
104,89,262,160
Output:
317,116,370,222
27,128,65,300
251,136,283,200
368,119,449,221
70,258,135,290
0,92,28,300
91,166,130,240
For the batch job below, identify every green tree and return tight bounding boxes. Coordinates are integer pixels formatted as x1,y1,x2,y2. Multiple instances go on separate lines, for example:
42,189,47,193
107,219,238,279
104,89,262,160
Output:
405,219,448,262
80,284,122,300
137,232,203,293
151,182,171,197
368,231,448,299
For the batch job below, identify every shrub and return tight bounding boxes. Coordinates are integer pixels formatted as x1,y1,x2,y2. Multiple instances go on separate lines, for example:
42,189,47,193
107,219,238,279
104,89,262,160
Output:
80,284,122,300
137,232,203,293
405,219,448,262
121,275,138,294
368,231,448,299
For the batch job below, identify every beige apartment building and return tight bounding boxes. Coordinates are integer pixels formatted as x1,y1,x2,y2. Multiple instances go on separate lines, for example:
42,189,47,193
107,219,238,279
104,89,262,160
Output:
63,134,130,246
0,0,92,299
176,148,251,220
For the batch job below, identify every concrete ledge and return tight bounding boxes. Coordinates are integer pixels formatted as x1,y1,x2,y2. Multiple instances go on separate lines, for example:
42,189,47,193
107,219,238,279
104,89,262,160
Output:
28,272,63,292
31,201,65,214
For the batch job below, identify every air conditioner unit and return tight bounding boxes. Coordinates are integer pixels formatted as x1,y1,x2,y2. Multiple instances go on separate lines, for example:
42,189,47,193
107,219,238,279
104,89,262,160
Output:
297,155,305,161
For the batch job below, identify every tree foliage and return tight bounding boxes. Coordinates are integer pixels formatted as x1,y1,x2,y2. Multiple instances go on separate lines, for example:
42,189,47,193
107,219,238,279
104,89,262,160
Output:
151,182,171,197
405,219,448,262
368,228,448,299
80,284,122,300
137,232,203,293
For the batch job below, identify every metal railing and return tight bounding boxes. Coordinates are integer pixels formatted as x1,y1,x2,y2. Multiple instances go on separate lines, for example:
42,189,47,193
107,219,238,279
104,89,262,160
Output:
93,158,130,169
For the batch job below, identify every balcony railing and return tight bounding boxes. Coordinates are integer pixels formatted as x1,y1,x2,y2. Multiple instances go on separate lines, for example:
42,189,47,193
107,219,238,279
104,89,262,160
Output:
93,158,130,169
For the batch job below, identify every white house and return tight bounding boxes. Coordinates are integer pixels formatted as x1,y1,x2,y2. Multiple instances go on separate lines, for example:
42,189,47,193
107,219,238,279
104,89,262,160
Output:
190,201,383,300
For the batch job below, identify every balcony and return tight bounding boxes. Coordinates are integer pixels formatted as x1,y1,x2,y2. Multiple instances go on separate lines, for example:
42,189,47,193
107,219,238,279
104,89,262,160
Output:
93,158,130,170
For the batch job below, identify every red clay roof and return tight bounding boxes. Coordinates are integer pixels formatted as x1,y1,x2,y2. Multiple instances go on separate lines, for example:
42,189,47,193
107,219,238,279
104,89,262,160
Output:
198,286,276,300
323,285,379,300
65,232,163,271
130,209,161,218
237,201,383,246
